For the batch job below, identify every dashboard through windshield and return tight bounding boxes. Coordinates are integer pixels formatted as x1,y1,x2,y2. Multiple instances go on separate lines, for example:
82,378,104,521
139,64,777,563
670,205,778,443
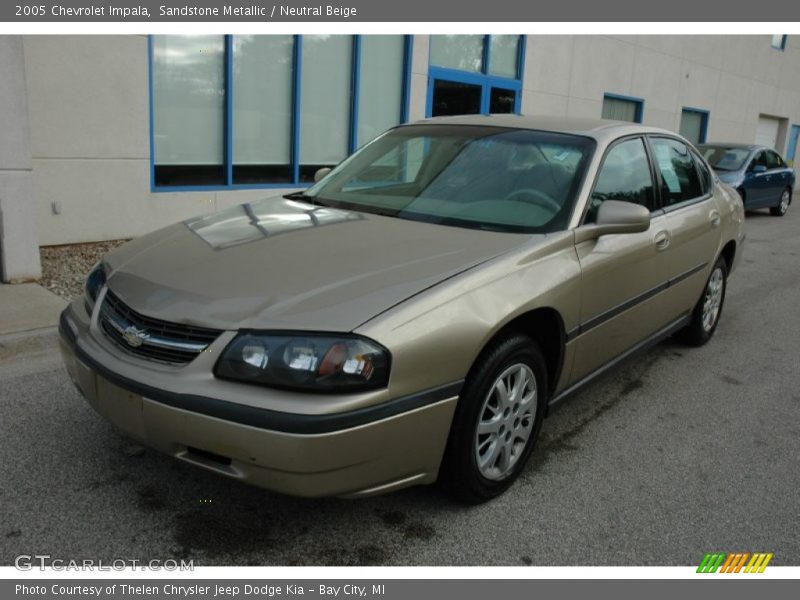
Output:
302,124,595,234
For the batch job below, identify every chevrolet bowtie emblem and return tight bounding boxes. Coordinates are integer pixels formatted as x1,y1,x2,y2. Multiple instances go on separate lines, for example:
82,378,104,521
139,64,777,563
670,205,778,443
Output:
122,325,149,348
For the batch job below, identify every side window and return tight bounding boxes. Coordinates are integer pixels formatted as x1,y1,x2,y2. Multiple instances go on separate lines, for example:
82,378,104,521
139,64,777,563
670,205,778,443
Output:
650,137,704,207
692,151,712,194
748,151,767,172
586,138,654,223
766,150,783,169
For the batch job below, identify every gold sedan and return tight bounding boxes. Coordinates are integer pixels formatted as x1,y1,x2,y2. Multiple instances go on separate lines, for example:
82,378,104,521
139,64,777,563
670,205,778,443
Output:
59,115,745,502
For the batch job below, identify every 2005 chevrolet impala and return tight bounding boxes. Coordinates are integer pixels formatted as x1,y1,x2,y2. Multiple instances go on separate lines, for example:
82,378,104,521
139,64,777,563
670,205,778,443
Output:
59,115,745,502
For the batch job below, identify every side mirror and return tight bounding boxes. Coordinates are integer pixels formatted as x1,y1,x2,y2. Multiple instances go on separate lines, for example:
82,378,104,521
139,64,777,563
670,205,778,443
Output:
314,167,332,183
575,200,651,243
752,164,767,174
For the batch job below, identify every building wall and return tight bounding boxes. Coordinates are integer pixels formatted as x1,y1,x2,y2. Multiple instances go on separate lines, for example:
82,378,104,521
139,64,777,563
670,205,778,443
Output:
521,35,800,147
24,35,270,246
21,34,800,246
0,36,40,281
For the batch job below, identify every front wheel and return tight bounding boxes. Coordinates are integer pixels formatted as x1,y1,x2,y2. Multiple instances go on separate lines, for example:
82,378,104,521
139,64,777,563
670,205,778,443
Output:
677,256,727,346
770,188,791,216
440,333,547,503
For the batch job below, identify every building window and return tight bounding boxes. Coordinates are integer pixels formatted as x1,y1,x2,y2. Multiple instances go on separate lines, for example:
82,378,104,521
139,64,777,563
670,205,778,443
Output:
679,108,709,144
771,35,788,50
150,34,412,190
151,35,226,187
427,35,524,117
232,35,294,184
601,94,643,123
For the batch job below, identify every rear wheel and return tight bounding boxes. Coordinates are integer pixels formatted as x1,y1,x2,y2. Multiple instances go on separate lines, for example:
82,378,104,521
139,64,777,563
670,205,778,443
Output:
677,256,727,346
441,333,547,503
770,187,791,216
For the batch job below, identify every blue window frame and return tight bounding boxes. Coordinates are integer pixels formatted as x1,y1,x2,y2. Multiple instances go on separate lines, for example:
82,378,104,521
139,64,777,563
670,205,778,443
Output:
680,107,710,144
426,35,525,117
787,124,800,167
602,93,644,124
771,35,788,51
148,35,413,192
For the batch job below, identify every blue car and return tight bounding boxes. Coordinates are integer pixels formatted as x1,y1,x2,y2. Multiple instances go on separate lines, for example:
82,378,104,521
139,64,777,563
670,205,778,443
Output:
698,143,795,216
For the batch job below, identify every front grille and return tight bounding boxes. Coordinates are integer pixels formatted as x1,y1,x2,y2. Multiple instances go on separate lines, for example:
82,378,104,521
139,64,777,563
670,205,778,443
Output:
99,290,221,365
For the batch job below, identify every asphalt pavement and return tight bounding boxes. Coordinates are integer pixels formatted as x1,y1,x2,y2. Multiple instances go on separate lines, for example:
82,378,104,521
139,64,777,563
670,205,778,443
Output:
1,200,799,567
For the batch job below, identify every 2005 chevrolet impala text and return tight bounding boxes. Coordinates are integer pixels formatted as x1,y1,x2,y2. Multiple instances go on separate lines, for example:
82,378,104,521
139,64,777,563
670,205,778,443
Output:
59,115,745,503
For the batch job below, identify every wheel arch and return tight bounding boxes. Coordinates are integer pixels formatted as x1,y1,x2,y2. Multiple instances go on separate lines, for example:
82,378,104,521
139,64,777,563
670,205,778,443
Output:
472,307,566,401
720,239,737,271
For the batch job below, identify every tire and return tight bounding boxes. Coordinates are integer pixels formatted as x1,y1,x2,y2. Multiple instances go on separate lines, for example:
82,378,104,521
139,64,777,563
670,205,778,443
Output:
770,187,791,216
440,333,548,504
677,256,727,347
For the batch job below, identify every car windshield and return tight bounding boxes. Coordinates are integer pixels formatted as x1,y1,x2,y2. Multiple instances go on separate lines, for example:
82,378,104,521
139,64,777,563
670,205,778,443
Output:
698,145,751,171
301,125,595,234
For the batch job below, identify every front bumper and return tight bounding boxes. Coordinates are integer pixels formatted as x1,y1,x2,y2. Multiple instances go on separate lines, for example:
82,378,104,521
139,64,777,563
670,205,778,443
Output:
59,299,458,498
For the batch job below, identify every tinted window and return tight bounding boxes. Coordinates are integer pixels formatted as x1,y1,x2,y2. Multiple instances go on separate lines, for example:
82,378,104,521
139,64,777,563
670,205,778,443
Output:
766,150,784,169
651,138,704,207
748,151,767,172
692,151,713,194
586,138,654,223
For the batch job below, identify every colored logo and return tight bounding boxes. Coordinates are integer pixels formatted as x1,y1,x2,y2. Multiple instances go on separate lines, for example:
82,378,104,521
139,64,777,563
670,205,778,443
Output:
697,552,773,573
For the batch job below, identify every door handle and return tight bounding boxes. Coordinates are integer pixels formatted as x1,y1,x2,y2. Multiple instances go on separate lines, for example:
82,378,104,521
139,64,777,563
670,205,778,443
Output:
709,210,721,228
654,230,670,251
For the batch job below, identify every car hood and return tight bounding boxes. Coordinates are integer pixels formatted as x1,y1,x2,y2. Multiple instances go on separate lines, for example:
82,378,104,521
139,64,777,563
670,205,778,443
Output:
103,197,528,332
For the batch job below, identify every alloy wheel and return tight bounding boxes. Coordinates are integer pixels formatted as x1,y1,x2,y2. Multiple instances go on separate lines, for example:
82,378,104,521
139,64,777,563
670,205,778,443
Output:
702,267,724,332
474,363,537,481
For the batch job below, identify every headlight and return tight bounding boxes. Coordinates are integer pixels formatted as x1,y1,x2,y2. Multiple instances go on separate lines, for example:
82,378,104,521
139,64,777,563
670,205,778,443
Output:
84,263,106,312
214,333,390,392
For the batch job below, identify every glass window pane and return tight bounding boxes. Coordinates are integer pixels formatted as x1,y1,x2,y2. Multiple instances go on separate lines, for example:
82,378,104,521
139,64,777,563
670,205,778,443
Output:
152,35,225,186
766,150,782,169
602,97,639,123
431,80,482,116
489,35,520,78
679,110,704,144
651,138,704,206
299,35,353,182
232,35,294,183
692,151,712,193
490,87,516,114
430,35,484,73
587,138,654,222
357,36,405,147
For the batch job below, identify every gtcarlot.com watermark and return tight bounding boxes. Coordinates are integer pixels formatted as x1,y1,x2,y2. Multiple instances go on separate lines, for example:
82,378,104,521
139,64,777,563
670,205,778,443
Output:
14,554,194,571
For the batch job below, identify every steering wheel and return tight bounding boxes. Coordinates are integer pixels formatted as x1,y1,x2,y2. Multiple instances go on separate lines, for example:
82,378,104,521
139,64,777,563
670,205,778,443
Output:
503,188,561,214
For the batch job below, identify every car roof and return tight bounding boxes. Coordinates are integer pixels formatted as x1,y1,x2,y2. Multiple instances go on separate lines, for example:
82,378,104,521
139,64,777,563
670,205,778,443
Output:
698,142,759,150
410,114,677,143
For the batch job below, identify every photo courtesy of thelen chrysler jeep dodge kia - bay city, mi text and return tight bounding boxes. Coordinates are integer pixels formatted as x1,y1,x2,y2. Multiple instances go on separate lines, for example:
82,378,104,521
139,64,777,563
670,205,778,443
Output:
59,115,745,503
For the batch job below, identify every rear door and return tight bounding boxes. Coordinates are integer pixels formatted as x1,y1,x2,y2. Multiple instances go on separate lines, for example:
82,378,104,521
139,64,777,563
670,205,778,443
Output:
570,136,672,384
648,136,721,318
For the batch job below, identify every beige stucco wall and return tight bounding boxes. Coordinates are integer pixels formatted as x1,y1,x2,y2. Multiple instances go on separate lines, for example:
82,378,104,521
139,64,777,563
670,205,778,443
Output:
521,35,800,148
